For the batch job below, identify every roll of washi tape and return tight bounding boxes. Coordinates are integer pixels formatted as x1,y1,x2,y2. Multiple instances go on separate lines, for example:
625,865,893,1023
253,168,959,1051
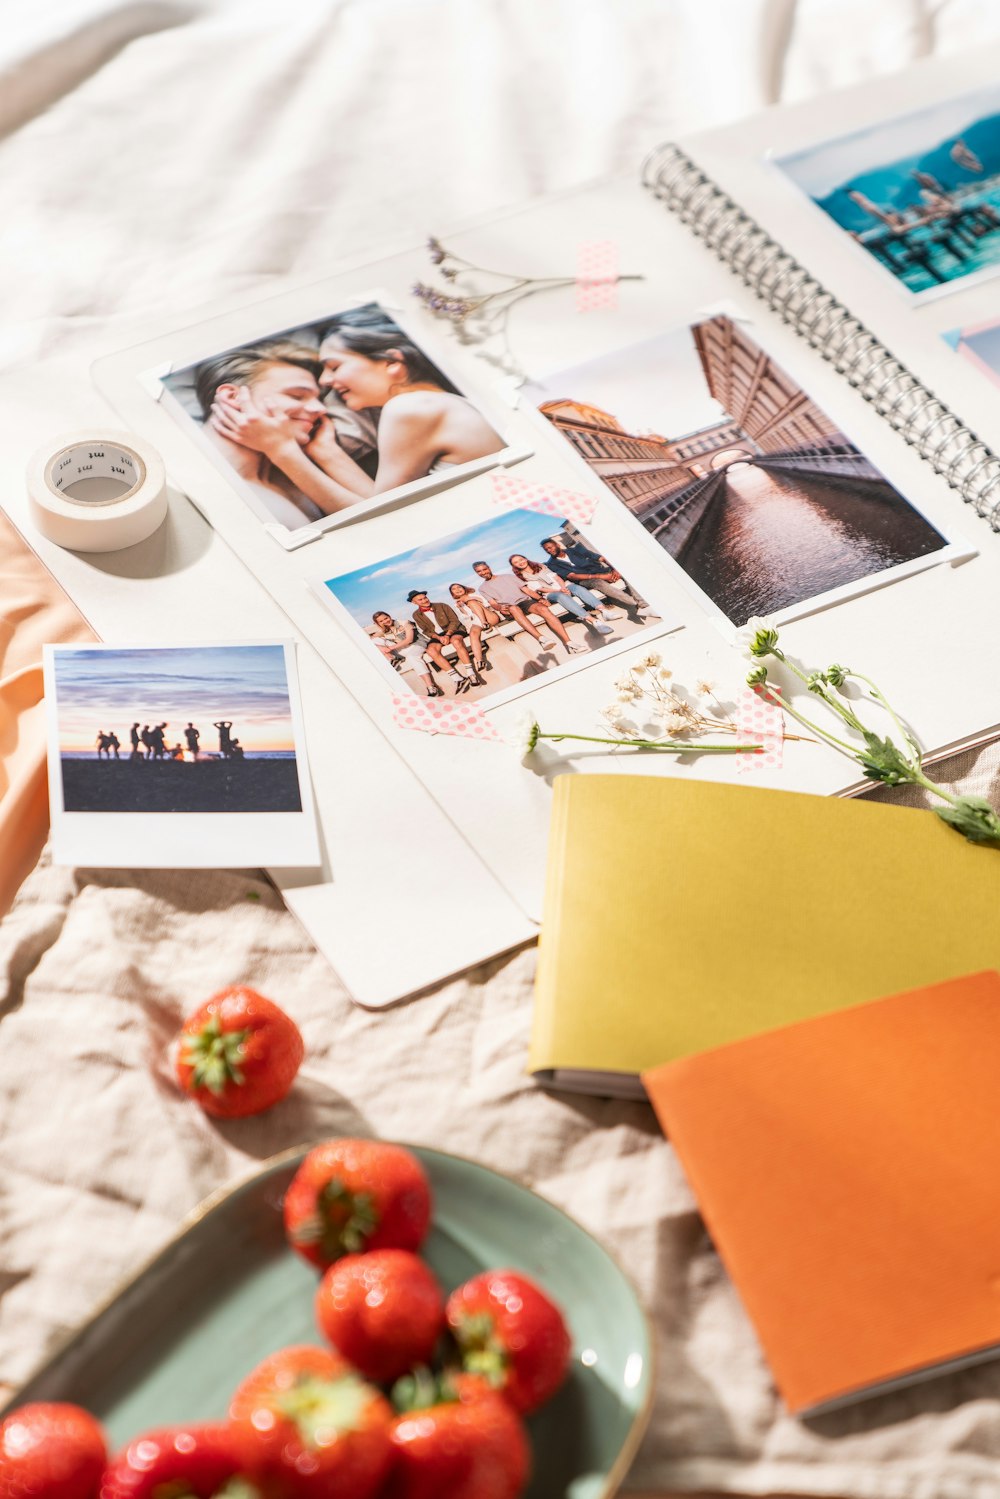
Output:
26,431,168,552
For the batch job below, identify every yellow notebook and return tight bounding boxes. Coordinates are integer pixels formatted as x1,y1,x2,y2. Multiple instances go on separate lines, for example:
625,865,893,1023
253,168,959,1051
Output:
529,775,1000,1098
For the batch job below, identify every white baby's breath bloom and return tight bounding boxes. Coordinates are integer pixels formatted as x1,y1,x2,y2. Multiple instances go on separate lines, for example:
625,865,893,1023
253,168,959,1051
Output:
641,651,661,668
614,672,636,693
616,689,636,704
508,711,540,760
657,666,673,683
630,660,648,676
663,712,691,734
695,678,717,699
600,703,625,724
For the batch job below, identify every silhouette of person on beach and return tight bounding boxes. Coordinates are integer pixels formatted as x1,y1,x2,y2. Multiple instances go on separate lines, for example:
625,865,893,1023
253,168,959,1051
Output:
96,730,110,759
229,738,245,759
107,731,120,760
150,723,168,760
140,725,153,757
213,720,234,756
184,723,200,757
170,742,184,760
130,723,143,760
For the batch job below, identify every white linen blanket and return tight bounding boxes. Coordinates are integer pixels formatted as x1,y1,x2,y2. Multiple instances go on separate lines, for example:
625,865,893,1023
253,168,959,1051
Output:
5,749,1000,1497
5,1,1000,1494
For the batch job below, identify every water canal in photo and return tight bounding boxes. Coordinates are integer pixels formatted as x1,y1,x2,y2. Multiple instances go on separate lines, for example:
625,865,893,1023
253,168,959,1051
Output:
665,460,945,624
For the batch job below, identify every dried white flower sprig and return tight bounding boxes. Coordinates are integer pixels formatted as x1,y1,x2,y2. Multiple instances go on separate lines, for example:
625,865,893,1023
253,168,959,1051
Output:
412,237,643,375
508,653,767,762
742,615,1000,848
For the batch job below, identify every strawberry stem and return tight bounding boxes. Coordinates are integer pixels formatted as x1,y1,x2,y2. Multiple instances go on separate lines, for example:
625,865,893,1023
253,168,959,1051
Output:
453,1313,508,1389
391,1366,455,1413
274,1374,375,1447
290,1179,379,1260
181,1017,251,1096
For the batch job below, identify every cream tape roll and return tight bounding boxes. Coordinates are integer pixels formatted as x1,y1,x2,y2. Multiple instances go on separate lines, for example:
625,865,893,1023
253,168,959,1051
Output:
27,431,168,552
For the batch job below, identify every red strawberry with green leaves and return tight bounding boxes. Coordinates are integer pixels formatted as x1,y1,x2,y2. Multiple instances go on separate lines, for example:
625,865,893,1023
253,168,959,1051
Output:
445,1269,571,1414
175,988,303,1119
229,1345,392,1499
315,1249,444,1383
0,1402,106,1499
100,1422,252,1499
385,1371,529,1499
283,1139,431,1269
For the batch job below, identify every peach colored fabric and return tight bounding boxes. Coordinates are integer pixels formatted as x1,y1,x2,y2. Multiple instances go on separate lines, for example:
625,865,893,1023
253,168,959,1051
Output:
0,512,95,916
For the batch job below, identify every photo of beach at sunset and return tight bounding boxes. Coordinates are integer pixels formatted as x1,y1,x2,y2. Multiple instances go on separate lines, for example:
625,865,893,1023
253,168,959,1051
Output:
51,644,303,814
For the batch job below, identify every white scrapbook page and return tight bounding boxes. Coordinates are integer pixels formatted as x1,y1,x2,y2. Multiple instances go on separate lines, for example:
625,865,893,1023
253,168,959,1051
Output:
94,169,1000,966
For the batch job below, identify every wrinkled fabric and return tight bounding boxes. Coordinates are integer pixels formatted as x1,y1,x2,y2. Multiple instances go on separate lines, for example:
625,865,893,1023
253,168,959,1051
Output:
5,746,1000,1497
5,2,1000,1496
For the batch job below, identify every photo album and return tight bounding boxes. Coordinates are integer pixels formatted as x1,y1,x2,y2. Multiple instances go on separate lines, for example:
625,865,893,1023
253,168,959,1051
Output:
90,45,1000,1002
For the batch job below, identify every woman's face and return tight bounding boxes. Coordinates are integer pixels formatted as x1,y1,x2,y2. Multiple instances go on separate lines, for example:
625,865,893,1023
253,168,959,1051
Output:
320,339,399,409
373,612,392,630
510,554,529,570
248,363,325,444
449,584,466,600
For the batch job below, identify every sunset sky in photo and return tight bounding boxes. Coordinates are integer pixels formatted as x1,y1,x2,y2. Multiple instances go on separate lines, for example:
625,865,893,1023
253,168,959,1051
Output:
53,645,297,755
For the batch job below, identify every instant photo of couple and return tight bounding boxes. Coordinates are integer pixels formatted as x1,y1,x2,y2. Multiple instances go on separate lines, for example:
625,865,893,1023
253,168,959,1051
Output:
160,301,510,534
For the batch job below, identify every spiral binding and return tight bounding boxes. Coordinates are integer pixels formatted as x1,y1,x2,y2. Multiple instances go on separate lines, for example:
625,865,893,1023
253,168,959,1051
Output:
641,142,1000,530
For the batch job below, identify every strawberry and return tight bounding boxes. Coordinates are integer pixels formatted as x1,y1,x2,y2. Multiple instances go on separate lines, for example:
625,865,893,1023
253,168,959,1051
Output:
0,1402,106,1499
99,1422,250,1499
384,1372,529,1499
315,1250,444,1384
283,1140,431,1269
228,1344,392,1499
445,1269,571,1414
175,988,303,1119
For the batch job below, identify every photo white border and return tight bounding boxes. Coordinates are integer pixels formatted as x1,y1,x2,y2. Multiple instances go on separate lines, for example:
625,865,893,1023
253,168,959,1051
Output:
141,288,533,552
311,510,677,714
765,86,1000,307
518,304,976,638
44,640,321,869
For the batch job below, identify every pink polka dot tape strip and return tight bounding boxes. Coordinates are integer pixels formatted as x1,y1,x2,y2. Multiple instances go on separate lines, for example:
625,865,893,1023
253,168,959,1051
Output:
490,471,597,526
736,684,784,772
391,695,503,741
576,240,619,311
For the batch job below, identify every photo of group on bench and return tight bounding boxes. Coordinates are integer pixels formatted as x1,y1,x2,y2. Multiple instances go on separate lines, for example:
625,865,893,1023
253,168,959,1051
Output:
323,507,660,705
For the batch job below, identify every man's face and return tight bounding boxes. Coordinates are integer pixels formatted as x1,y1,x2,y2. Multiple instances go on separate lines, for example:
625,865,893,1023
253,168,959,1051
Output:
542,540,560,557
413,594,431,611
236,363,325,445
473,563,492,580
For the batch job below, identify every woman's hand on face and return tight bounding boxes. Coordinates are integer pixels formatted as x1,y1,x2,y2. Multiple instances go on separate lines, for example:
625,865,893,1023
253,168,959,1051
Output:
303,412,344,467
209,386,299,457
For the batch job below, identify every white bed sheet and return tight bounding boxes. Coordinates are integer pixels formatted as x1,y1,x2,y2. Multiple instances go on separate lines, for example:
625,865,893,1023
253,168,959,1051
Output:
4,0,1000,1492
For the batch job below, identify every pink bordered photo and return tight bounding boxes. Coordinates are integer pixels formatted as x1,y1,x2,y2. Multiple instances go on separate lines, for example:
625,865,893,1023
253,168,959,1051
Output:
314,505,665,712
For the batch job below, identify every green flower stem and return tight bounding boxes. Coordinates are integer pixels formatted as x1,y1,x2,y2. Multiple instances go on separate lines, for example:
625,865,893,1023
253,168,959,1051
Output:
757,689,860,761
787,657,870,733
845,672,922,760
539,732,761,755
905,767,964,808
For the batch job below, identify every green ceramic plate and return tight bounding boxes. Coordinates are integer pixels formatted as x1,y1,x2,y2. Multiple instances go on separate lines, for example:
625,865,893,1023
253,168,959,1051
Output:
2,1144,653,1497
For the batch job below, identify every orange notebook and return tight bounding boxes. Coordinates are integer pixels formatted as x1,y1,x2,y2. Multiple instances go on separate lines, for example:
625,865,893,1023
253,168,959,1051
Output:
644,971,1000,1415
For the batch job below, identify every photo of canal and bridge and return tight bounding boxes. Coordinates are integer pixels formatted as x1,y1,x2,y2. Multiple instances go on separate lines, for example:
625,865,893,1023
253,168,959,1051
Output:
777,84,1000,298
530,315,949,626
